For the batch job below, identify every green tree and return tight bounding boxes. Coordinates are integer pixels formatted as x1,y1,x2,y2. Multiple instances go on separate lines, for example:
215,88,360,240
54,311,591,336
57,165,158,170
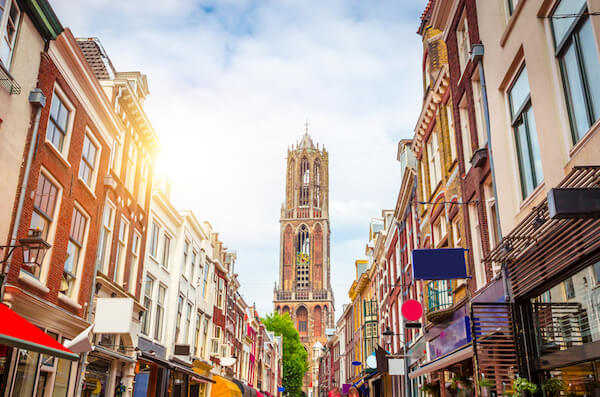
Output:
262,312,308,397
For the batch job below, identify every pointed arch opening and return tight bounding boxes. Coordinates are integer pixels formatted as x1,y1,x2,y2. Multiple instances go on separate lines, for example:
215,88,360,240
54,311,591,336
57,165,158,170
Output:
313,158,321,208
296,306,308,336
296,225,310,289
314,306,322,337
299,157,310,206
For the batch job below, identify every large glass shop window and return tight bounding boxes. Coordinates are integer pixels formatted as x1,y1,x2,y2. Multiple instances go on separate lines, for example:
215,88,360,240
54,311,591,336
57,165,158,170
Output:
531,259,600,354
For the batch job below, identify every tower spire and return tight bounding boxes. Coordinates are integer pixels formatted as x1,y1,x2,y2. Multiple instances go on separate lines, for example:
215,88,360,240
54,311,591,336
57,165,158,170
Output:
305,118,309,134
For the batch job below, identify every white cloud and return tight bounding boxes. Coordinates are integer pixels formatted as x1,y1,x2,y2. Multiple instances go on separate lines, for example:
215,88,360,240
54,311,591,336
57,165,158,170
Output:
51,0,426,318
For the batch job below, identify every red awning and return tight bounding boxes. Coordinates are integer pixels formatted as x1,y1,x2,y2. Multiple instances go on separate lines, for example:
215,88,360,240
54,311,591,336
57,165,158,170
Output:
255,392,265,397
0,304,79,361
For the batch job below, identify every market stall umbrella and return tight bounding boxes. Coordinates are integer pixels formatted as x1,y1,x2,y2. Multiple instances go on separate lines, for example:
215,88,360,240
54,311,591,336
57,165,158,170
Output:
0,303,78,360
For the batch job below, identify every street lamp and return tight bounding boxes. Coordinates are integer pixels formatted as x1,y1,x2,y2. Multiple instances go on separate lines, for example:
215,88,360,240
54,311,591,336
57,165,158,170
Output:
381,326,411,397
1,229,51,299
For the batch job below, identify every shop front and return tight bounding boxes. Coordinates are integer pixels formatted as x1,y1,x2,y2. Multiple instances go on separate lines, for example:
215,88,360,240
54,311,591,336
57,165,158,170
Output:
82,341,137,397
484,166,600,396
409,307,474,397
0,303,80,397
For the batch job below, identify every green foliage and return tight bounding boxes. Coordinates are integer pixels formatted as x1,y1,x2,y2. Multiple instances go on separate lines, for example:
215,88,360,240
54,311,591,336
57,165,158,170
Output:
542,377,565,396
421,381,440,397
262,312,309,397
505,377,538,397
478,377,495,390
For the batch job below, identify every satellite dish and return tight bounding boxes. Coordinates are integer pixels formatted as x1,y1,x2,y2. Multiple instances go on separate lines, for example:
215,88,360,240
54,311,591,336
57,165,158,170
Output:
220,357,236,367
366,354,377,369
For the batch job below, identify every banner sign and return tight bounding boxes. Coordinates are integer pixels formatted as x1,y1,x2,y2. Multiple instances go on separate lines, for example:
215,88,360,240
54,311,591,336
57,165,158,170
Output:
429,316,471,359
412,248,467,280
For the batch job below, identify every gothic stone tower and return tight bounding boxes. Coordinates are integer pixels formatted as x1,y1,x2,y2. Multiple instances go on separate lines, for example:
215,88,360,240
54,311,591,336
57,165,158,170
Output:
274,131,335,393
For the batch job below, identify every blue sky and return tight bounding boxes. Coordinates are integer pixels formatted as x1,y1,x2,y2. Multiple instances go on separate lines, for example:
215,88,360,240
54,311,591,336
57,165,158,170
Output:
53,0,426,319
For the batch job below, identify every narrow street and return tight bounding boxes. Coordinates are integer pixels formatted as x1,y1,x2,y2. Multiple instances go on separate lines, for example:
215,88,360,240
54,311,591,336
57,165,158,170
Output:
1,1,600,397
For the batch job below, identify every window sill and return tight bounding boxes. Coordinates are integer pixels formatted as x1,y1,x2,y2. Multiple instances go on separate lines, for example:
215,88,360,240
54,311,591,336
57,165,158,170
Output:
19,271,50,294
58,292,82,310
78,176,97,198
44,140,71,169
519,181,546,211
161,266,170,275
569,119,600,160
500,0,526,47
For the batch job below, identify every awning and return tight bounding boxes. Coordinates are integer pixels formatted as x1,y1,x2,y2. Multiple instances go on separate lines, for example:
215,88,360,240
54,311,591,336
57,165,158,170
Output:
170,361,214,383
256,392,264,397
0,303,78,361
408,345,472,379
231,378,257,397
210,375,242,397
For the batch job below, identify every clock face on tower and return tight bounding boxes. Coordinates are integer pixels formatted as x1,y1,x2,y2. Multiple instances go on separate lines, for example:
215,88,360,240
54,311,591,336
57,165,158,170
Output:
273,131,335,379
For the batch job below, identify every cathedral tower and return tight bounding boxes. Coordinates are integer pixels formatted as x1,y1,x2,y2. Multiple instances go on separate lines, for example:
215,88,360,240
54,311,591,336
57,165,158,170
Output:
274,129,335,393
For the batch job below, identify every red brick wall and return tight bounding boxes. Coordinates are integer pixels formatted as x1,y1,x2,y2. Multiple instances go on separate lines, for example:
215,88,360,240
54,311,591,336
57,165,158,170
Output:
446,0,495,285
7,52,111,317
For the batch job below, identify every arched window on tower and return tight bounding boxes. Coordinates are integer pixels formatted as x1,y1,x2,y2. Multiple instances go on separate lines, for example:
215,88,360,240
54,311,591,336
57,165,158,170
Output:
323,305,329,329
296,225,310,289
313,159,321,208
299,157,310,206
314,306,322,337
297,306,308,336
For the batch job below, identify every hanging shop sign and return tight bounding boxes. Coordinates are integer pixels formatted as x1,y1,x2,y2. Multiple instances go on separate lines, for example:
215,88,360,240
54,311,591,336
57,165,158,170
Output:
412,248,467,280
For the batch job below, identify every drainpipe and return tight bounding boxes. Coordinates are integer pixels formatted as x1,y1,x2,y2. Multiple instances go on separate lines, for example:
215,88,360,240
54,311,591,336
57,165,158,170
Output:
0,88,46,302
470,44,512,302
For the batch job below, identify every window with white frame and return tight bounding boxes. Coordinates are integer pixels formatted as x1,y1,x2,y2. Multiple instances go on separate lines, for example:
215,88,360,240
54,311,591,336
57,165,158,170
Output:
0,0,20,67
109,138,122,178
155,284,166,340
47,88,72,153
97,201,115,273
468,204,486,290
472,73,487,148
551,0,600,143
183,240,189,278
79,133,99,188
446,104,457,161
420,159,428,201
211,326,221,355
191,250,198,285
137,160,148,207
194,312,202,355
28,172,60,278
484,183,500,252
185,302,192,343
161,234,171,269
456,10,470,74
142,275,154,335
458,96,473,172
508,65,543,198
201,318,209,357
216,277,225,309
176,295,184,342
62,206,87,296
125,140,137,194
114,217,129,284
203,260,210,298
128,231,141,294
149,221,159,258
427,131,441,192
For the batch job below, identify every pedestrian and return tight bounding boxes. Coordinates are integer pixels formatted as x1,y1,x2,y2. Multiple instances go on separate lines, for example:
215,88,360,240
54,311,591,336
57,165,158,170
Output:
348,386,359,397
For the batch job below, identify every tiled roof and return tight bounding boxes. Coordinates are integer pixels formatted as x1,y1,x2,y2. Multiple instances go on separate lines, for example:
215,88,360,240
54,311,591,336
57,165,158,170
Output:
76,38,115,80
420,0,435,21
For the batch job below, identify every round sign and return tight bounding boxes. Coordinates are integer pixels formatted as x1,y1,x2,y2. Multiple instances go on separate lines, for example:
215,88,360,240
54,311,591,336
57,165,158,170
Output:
401,299,423,322
366,354,377,369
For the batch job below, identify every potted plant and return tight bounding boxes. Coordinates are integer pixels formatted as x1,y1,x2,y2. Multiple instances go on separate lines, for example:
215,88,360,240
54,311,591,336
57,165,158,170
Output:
478,376,495,397
542,377,564,396
422,381,440,397
450,375,472,391
505,377,538,397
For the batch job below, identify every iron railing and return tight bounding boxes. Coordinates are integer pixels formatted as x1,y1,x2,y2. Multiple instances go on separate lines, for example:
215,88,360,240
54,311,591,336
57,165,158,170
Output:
426,280,453,312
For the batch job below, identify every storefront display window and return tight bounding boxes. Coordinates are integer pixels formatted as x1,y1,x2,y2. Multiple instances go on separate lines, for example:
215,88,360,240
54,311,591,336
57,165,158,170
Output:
544,361,600,396
83,356,111,397
52,358,71,397
532,260,600,354
0,345,12,394
11,350,40,397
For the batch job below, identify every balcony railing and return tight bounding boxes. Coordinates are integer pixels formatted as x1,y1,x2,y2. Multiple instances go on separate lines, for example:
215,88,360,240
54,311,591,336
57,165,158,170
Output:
274,290,330,301
533,302,591,354
426,280,453,313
